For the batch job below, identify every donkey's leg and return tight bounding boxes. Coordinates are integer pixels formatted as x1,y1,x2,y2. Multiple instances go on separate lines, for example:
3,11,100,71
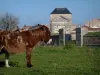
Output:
26,47,33,68
1,48,10,68
5,59,10,68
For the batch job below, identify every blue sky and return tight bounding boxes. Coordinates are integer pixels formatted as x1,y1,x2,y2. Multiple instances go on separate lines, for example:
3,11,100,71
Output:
0,0,100,27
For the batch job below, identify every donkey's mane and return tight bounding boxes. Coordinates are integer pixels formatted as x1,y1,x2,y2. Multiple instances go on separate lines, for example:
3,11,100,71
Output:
29,24,42,30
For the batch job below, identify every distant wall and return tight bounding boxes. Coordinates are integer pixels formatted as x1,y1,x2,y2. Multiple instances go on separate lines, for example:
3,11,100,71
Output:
50,14,72,21
50,14,72,34
51,34,71,46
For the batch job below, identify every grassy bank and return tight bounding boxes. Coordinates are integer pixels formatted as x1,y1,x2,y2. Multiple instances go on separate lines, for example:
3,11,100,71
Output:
0,46,100,75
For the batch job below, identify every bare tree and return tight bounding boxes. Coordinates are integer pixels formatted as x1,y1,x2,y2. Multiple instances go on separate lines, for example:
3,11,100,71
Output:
0,13,19,31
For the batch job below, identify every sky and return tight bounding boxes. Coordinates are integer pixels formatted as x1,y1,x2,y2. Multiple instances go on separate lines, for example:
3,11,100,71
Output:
0,0,100,28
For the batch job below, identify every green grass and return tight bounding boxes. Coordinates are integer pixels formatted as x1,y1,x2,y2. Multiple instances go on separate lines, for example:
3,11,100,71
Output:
0,46,100,75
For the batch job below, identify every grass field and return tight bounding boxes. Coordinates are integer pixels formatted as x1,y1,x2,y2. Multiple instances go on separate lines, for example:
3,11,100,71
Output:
0,46,100,75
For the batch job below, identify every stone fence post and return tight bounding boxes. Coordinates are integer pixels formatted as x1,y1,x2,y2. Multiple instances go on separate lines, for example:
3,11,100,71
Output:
76,26,88,47
59,28,65,46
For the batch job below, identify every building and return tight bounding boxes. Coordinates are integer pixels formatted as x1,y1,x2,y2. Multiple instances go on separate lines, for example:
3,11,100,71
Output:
50,8,78,40
21,25,32,31
82,19,100,32
82,25,100,32
70,24,78,40
85,19,100,28
50,8,72,34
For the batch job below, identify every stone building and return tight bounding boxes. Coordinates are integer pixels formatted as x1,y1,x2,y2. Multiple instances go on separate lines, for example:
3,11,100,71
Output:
50,8,72,34
85,19,100,28
50,8,77,40
82,19,100,32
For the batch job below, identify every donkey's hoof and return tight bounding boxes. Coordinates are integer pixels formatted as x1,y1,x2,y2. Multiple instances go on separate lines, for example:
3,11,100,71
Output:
5,65,10,68
27,64,33,68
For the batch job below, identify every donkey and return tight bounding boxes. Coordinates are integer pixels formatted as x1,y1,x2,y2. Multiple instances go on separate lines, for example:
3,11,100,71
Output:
0,24,51,68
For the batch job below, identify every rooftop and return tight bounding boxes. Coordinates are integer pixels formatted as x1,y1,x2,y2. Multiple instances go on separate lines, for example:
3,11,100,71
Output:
51,8,72,14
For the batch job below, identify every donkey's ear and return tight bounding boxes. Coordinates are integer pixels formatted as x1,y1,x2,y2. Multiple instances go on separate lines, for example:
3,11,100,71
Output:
38,24,41,26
